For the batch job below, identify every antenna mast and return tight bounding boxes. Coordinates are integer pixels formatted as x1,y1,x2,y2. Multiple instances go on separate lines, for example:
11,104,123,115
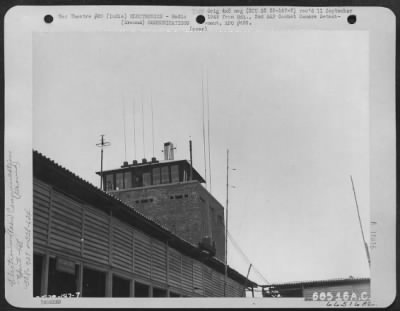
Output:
96,135,111,189
132,99,137,160
151,93,155,158
224,149,229,296
142,97,145,159
123,104,127,161
201,71,207,188
350,175,371,267
206,70,212,192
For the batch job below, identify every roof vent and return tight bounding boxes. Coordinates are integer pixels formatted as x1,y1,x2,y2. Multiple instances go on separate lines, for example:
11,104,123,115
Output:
142,158,147,164
122,161,129,167
164,142,175,160
151,157,158,163
132,160,138,165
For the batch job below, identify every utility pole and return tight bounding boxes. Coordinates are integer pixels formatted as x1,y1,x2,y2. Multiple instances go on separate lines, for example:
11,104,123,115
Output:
224,149,229,297
96,135,111,190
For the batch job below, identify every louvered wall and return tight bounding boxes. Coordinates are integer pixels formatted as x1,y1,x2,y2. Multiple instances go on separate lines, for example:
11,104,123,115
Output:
33,178,246,297
33,179,51,247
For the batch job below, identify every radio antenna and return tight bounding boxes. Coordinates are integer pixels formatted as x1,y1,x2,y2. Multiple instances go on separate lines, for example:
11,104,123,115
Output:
201,69,207,188
96,134,111,190
123,103,127,161
206,69,212,192
151,93,155,158
142,94,145,159
132,98,137,160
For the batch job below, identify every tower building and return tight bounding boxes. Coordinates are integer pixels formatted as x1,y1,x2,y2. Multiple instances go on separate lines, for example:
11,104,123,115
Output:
97,142,225,261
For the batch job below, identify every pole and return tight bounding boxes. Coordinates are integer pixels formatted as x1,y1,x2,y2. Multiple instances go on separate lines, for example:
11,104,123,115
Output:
96,135,111,190
224,149,229,297
243,263,252,297
350,175,371,267
189,139,193,180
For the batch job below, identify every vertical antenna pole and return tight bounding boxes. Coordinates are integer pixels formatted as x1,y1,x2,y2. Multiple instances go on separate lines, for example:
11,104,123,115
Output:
201,70,207,188
189,138,193,180
96,135,111,190
123,104,127,161
206,70,212,192
133,99,137,160
350,175,371,267
142,97,145,159
224,149,229,297
243,264,253,297
151,93,155,158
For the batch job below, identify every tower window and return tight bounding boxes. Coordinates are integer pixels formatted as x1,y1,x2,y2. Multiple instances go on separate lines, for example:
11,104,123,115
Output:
116,173,123,190
124,172,132,189
161,166,170,184
143,172,151,186
171,165,179,182
105,174,114,191
152,168,161,185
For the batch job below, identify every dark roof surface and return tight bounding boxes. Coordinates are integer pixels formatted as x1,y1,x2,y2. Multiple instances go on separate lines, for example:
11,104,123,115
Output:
261,277,370,289
33,150,256,288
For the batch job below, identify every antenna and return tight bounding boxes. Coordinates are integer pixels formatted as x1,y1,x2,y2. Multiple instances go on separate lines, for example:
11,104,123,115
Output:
132,98,137,160
189,138,193,180
224,148,229,297
151,93,155,158
350,175,371,268
201,70,207,188
142,96,145,159
206,70,212,192
96,134,111,190
123,103,127,161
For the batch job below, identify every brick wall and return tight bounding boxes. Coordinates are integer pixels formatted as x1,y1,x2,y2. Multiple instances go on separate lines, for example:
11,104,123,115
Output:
110,181,226,262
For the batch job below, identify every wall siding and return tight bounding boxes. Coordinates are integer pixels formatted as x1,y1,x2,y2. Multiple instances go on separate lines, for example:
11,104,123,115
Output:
34,178,246,297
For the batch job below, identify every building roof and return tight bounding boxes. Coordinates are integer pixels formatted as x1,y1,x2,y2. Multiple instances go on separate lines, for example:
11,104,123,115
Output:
33,150,256,288
261,277,370,289
96,159,206,183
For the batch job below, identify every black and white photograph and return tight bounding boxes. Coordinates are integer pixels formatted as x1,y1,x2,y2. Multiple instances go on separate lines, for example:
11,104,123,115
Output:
4,5,396,308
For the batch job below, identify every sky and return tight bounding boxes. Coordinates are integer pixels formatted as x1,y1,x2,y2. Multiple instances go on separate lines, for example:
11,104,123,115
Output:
33,30,370,286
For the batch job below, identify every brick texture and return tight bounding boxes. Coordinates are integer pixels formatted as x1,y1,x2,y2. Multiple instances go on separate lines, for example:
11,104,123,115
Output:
110,181,226,262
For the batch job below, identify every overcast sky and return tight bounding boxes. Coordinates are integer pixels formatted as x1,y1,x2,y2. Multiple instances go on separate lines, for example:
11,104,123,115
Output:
33,30,370,285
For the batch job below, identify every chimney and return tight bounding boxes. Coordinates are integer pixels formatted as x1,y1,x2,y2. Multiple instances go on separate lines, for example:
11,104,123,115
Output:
163,142,175,160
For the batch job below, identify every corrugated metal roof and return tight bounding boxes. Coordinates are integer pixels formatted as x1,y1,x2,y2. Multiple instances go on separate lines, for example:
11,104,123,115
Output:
33,150,256,287
261,277,370,288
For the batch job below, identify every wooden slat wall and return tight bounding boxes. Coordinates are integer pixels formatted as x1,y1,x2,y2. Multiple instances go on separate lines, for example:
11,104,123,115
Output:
168,248,182,288
151,239,167,283
34,180,247,297
134,231,151,279
202,266,215,297
181,255,193,292
193,261,204,295
112,220,133,271
33,179,51,247
83,208,109,264
50,193,82,254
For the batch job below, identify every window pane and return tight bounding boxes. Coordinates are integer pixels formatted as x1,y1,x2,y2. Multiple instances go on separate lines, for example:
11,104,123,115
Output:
124,172,132,189
161,166,169,184
152,168,160,185
106,174,114,191
143,172,151,186
171,165,179,183
116,173,124,190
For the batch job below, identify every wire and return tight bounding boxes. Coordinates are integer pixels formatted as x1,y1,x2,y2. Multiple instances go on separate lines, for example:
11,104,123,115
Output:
227,231,270,285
